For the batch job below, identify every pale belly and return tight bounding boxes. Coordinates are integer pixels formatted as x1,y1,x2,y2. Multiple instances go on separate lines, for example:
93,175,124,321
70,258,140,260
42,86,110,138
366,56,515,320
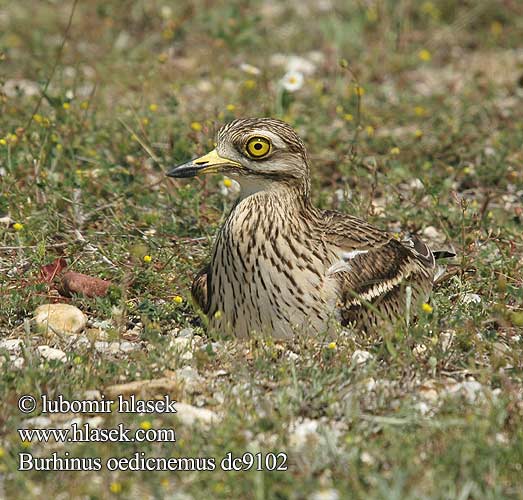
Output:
207,237,339,339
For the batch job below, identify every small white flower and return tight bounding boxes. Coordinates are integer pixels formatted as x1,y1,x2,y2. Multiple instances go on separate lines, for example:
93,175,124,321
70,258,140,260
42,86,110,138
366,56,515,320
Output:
280,71,304,92
239,63,261,75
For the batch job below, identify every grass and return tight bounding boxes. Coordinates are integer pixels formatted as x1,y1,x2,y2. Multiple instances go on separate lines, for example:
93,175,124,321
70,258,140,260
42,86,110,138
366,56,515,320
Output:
1,0,523,498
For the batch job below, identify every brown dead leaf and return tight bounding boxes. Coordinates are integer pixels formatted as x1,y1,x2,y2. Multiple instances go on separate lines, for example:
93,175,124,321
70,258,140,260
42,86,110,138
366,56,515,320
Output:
59,271,111,298
40,257,68,283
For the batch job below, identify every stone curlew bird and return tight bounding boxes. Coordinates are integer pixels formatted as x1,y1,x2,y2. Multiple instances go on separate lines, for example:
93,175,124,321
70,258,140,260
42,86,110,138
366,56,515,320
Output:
168,118,443,339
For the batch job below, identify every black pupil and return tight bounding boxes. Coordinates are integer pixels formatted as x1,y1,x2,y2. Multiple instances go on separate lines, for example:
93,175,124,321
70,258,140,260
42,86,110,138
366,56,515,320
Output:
254,142,263,150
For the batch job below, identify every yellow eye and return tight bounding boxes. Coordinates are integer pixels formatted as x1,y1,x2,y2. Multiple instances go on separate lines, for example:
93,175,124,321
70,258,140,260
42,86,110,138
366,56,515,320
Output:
245,137,271,158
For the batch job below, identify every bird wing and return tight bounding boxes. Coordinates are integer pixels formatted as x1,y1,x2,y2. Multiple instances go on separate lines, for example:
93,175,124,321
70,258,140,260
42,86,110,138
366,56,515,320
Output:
320,210,435,322
191,264,210,314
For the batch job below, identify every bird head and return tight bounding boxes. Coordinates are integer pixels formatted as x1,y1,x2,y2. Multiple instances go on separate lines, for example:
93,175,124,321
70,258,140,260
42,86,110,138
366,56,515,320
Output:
167,118,310,196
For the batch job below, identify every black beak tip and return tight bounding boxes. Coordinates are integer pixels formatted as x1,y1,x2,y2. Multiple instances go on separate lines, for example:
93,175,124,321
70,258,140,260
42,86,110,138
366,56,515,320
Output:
166,163,198,178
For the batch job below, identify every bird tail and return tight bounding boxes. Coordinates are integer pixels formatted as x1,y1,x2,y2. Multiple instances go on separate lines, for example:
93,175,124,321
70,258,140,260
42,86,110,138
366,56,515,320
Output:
433,249,456,260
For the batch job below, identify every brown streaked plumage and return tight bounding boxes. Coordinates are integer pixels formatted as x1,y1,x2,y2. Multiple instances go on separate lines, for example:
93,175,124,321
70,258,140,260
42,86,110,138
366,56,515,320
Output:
168,118,440,339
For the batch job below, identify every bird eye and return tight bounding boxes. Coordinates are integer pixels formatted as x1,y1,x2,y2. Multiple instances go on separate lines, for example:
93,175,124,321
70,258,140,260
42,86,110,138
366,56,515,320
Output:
245,137,271,158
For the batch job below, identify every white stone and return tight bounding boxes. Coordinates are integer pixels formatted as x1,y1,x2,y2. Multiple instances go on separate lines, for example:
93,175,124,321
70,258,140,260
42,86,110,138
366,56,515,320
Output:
0,338,24,352
119,341,139,353
288,419,320,451
309,489,340,500
13,357,25,369
174,402,221,427
422,226,443,241
351,349,373,365
462,293,481,305
34,304,87,335
24,416,52,427
37,345,67,362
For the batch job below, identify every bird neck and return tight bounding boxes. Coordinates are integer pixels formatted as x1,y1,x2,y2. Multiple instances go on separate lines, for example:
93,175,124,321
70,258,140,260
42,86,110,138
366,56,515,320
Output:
237,176,311,207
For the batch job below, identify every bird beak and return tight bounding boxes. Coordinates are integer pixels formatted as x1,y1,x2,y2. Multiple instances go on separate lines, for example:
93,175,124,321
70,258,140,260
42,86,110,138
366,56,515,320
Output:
167,149,241,178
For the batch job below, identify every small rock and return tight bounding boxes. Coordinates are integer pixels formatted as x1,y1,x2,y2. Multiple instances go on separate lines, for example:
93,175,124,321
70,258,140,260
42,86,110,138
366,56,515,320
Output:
34,304,87,335
174,402,221,427
288,419,320,451
174,367,204,394
422,226,445,243
178,328,194,338
351,350,373,365
309,489,340,500
104,378,180,399
37,345,67,362
462,293,481,305
445,379,484,403
119,341,139,353
439,330,454,352
24,416,52,427
13,357,25,369
86,416,105,427
83,390,102,400
0,338,24,353
360,451,375,465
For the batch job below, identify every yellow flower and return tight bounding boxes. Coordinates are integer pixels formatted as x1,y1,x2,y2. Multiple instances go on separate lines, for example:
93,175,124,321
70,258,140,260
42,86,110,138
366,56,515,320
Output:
223,178,232,188
190,122,202,132
21,440,31,448
142,118,149,126
390,147,400,155
13,223,24,231
226,104,236,112
56,144,63,152
414,106,427,117
0,139,6,146
140,420,152,430
80,101,89,110
490,21,503,36
414,129,423,138
149,103,158,112
6,133,18,144
161,478,170,488
33,114,43,123
109,482,122,494
62,102,70,110
366,7,378,22
365,125,375,137
0,447,4,458
73,356,82,364
354,85,365,96
327,342,337,350
343,113,353,122
214,310,223,320
173,295,183,304
243,79,256,90
143,255,152,263
422,303,433,314
418,49,432,62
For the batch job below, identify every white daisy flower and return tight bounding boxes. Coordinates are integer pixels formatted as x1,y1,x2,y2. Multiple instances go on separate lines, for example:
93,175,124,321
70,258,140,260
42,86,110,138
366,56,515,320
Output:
280,71,304,92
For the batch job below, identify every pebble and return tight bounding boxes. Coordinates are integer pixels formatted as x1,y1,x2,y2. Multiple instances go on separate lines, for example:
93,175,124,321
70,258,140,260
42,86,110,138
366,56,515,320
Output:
175,366,204,394
37,345,67,362
288,419,320,451
34,304,87,335
0,338,24,353
351,349,373,365
174,402,221,427
462,293,482,305
309,489,340,500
